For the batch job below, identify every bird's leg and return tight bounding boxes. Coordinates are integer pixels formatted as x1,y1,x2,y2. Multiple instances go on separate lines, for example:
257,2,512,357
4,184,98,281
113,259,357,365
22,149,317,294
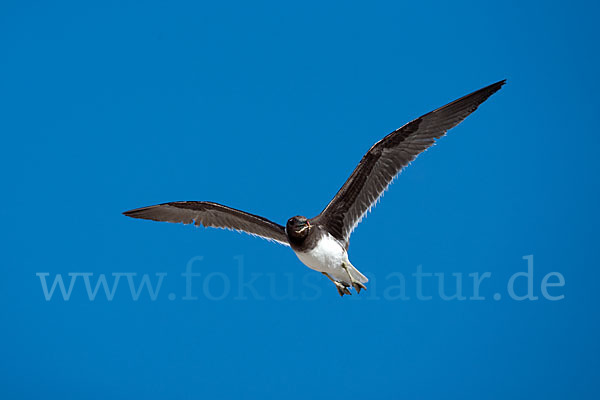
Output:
341,262,367,294
322,272,351,297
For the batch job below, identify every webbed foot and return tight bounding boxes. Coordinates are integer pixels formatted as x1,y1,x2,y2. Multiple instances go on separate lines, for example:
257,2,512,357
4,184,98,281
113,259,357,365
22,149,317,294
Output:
352,281,367,294
335,282,352,297
322,272,352,296
341,262,367,294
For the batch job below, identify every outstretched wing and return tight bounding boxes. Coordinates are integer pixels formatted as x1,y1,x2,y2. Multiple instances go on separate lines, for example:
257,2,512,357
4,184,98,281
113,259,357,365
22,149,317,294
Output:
312,80,506,246
123,201,289,246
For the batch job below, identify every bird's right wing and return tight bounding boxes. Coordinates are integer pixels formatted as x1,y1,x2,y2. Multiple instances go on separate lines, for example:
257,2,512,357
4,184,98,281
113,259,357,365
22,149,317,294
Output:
123,201,289,246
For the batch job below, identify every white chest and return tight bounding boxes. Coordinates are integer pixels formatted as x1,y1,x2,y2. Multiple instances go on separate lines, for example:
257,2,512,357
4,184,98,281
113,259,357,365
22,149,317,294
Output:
294,233,347,273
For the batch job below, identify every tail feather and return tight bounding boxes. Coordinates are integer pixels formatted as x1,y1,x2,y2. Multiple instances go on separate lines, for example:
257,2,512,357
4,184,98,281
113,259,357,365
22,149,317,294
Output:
347,262,368,283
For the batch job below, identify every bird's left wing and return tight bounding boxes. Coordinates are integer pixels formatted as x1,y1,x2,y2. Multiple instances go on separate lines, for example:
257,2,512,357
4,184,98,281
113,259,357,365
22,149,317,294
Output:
312,80,506,247
123,201,289,246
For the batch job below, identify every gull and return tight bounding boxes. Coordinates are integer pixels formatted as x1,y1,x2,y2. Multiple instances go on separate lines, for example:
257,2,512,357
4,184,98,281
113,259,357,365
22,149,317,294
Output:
124,80,505,296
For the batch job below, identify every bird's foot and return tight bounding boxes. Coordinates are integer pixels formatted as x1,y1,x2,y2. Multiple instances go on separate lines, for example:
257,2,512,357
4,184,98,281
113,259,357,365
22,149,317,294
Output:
352,281,367,294
335,282,352,297
341,262,366,294
322,272,353,297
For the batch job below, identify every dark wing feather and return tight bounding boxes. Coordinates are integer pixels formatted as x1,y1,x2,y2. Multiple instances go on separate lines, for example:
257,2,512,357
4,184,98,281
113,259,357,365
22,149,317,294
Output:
123,201,289,246
312,80,505,246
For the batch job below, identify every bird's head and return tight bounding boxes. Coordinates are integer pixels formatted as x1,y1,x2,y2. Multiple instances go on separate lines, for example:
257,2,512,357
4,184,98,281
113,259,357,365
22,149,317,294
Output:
286,216,311,239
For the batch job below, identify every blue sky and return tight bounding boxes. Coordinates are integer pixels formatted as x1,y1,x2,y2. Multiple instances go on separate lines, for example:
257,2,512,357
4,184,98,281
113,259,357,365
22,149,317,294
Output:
1,1,599,399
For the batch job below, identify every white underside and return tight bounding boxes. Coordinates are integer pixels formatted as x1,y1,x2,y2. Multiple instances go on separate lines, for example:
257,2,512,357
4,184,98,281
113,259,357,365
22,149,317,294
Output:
293,233,368,284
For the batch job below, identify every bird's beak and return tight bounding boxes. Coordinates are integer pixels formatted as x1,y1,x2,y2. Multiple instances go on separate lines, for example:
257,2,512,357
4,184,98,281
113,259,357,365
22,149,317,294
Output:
298,222,310,233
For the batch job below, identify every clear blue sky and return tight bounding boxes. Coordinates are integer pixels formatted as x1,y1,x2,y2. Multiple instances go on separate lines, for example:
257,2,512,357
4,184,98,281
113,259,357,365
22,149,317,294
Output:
1,1,599,399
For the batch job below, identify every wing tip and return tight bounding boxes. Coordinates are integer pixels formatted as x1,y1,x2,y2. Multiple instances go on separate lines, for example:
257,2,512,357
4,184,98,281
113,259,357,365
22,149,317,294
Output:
453,78,506,113
122,204,160,219
485,79,507,95
122,208,138,218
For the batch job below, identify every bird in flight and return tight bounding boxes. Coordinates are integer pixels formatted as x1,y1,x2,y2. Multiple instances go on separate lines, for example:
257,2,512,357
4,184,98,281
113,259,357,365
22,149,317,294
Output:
124,80,505,296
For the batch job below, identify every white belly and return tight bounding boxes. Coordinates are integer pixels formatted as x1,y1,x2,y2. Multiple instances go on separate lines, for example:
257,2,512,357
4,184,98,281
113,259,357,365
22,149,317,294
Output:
294,233,350,282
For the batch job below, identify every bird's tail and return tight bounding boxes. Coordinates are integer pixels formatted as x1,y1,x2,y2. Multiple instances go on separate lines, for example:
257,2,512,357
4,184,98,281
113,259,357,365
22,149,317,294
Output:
347,261,368,283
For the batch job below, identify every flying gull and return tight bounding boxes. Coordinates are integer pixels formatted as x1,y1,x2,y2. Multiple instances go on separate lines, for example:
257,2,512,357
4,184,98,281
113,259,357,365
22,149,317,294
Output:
124,80,505,296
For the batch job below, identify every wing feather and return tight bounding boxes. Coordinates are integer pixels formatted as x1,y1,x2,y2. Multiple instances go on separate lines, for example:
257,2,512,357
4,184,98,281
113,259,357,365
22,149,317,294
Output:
123,201,289,246
312,80,506,245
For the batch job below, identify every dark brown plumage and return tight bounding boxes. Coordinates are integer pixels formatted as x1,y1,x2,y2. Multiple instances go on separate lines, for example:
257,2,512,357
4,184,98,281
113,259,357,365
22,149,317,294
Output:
123,201,288,245
310,80,506,247
123,80,505,295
